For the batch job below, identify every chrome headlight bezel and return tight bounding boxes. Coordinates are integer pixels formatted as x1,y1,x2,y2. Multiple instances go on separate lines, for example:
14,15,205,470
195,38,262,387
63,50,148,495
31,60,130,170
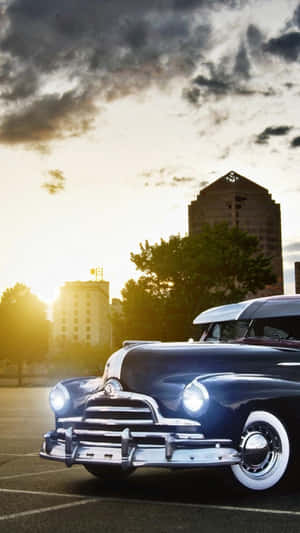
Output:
182,380,209,415
49,383,71,414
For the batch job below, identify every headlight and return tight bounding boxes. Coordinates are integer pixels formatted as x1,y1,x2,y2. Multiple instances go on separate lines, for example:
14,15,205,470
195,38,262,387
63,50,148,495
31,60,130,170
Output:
182,380,209,415
49,383,71,414
104,378,123,396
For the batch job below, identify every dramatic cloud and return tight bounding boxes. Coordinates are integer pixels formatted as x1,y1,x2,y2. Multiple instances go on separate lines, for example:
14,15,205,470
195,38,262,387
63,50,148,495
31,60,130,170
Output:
0,0,224,147
141,167,197,187
264,32,300,61
0,90,96,150
255,126,292,145
42,169,66,194
292,4,300,28
0,0,298,149
172,176,195,184
291,136,300,148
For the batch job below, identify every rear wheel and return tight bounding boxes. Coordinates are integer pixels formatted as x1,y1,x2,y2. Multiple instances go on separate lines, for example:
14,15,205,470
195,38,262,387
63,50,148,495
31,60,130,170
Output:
84,464,135,481
231,411,290,491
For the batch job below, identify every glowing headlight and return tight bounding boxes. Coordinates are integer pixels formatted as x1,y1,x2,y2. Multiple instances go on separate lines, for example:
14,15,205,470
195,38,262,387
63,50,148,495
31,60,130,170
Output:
183,380,209,414
104,378,123,396
49,383,70,414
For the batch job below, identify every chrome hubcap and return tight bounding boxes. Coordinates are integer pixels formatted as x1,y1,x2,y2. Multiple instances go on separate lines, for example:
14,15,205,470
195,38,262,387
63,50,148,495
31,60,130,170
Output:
240,422,282,478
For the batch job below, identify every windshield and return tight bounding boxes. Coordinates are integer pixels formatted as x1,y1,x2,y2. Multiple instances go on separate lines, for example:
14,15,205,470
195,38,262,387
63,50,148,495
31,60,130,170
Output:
204,320,250,342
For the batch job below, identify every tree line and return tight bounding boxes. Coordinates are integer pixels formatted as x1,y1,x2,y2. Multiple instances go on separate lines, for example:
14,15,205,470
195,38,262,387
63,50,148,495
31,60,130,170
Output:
0,223,276,384
112,223,276,343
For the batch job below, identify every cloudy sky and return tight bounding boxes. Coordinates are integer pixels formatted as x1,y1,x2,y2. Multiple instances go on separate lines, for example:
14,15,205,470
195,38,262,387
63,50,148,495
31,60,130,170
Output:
0,0,300,303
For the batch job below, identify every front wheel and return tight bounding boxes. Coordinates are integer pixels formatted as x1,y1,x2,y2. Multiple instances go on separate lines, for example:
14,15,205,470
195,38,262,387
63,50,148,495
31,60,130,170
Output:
84,464,135,481
231,411,290,491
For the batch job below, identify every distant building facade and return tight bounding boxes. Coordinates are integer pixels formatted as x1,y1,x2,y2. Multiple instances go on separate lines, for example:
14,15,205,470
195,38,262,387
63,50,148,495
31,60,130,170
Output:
295,263,300,294
188,170,283,296
52,280,111,350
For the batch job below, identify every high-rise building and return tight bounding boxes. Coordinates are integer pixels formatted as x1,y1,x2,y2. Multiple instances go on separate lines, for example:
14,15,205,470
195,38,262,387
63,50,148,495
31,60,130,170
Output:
295,263,300,294
188,170,283,296
52,280,111,350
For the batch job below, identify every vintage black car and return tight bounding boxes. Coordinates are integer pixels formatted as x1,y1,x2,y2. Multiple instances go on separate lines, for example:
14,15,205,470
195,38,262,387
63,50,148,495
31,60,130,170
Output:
41,295,300,491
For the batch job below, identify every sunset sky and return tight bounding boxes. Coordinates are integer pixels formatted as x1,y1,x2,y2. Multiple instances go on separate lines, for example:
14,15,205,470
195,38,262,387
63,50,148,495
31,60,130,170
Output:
0,0,300,303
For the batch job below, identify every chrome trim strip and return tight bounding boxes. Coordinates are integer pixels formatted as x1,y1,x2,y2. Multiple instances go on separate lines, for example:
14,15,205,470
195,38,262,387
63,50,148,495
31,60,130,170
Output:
83,418,154,425
85,406,150,413
56,428,205,439
277,362,300,366
58,417,82,424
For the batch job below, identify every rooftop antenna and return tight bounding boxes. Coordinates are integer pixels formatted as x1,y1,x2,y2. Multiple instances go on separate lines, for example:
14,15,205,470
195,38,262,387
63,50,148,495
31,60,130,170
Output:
90,266,104,281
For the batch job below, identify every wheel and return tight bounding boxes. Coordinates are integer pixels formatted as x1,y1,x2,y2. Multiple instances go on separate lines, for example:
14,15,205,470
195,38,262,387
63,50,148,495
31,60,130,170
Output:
84,464,135,481
231,410,290,491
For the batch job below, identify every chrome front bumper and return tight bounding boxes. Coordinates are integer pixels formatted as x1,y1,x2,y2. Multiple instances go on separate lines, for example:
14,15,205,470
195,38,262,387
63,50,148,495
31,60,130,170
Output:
40,390,240,469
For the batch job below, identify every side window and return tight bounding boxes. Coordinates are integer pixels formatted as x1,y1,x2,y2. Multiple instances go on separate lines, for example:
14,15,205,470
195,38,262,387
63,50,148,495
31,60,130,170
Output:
251,317,300,340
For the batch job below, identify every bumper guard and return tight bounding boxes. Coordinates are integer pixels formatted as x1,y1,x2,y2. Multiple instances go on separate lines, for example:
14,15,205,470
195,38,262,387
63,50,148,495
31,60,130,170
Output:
41,426,240,469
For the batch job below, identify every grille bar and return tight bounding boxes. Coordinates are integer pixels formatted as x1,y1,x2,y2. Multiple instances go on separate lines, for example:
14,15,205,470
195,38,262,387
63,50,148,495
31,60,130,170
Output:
83,418,154,425
85,406,150,414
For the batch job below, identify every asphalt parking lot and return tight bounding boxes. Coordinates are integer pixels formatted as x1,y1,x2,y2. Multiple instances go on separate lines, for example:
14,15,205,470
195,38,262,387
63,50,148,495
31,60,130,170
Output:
1,388,300,532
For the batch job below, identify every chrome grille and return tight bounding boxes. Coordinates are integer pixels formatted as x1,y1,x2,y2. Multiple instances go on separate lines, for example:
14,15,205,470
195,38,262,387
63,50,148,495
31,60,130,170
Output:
56,391,201,447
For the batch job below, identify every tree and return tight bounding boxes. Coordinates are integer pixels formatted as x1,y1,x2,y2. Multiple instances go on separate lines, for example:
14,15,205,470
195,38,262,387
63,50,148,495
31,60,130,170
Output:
50,342,111,378
0,283,49,385
117,223,276,342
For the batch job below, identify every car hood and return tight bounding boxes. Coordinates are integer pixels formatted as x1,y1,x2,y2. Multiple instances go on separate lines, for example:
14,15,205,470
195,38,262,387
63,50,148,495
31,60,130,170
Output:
119,342,286,403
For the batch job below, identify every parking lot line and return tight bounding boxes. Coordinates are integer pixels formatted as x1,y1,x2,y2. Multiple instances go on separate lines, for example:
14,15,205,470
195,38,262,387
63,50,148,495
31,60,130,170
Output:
0,467,69,480
0,498,97,522
0,452,37,457
0,487,86,498
1,494,300,521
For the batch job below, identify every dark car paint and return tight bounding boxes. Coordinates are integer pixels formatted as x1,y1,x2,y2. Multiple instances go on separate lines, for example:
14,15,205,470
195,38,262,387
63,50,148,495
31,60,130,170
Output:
119,342,300,444
58,342,300,447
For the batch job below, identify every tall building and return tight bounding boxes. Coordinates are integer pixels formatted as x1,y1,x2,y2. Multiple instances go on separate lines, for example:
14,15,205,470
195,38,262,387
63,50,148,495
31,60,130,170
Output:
52,280,111,350
295,263,300,294
188,170,283,296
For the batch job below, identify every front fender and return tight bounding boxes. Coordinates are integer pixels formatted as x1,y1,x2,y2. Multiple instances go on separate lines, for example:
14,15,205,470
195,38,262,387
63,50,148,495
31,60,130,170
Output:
197,373,300,445
52,376,102,422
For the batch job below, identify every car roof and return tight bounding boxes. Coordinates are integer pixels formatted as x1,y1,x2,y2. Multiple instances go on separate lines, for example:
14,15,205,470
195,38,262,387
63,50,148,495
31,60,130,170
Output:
193,295,300,324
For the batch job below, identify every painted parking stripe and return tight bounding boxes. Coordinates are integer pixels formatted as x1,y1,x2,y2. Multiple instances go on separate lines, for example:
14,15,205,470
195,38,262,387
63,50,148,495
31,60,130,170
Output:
133,499,300,517
0,487,86,498
0,467,69,480
0,498,97,522
1,491,300,518
0,452,37,457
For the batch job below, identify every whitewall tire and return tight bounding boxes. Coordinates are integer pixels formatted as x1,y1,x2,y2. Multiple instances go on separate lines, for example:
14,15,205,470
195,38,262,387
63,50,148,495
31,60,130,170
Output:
231,411,290,491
